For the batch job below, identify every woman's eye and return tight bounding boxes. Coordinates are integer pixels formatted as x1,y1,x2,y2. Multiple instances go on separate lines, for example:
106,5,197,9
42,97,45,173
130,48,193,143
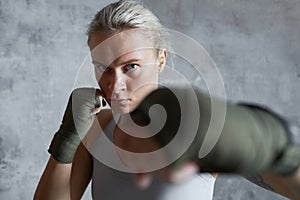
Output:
97,65,110,72
124,64,138,73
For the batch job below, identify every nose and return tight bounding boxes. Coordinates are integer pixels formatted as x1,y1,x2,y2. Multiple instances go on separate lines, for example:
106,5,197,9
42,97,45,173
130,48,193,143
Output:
108,70,126,95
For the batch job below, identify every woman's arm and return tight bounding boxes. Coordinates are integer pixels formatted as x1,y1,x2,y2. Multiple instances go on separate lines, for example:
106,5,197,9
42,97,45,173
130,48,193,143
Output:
245,167,300,199
34,109,112,200
70,143,93,200
70,109,113,199
34,88,105,199
34,157,72,200
34,144,93,200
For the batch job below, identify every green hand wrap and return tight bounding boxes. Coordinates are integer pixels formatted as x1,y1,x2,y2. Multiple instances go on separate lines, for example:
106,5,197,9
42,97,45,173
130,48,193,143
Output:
130,87,300,175
48,88,101,163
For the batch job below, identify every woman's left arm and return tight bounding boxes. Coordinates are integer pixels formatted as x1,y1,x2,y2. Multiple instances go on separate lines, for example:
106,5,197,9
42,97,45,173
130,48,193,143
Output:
245,166,300,199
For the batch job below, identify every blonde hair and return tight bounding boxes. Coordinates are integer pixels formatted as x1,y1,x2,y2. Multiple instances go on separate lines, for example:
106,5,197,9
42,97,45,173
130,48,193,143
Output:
87,0,168,51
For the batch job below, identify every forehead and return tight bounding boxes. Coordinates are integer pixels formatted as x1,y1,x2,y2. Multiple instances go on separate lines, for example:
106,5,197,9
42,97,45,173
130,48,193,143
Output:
89,30,156,65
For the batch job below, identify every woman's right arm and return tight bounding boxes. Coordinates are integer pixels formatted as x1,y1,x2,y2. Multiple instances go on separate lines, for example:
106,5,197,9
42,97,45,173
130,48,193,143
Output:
34,142,93,200
34,88,104,199
34,157,73,200
70,108,113,199
70,143,93,200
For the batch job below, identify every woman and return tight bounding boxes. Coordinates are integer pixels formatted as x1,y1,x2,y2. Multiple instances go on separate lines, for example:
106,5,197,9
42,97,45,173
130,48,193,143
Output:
34,1,300,199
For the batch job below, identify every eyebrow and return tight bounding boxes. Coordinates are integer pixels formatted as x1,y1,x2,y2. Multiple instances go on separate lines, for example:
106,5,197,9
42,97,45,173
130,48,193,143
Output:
92,60,105,66
118,59,141,66
92,59,141,67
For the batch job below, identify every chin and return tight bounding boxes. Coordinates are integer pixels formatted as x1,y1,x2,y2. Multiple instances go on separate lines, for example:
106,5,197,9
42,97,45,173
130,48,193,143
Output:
112,108,130,115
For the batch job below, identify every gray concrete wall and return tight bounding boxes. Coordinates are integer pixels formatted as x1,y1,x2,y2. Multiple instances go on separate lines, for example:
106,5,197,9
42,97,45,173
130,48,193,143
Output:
0,0,299,199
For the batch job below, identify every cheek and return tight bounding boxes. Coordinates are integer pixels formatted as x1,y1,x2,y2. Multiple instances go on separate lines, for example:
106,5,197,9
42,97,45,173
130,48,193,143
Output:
129,69,159,103
129,73,158,94
94,70,103,85
131,67,158,87
97,75,111,97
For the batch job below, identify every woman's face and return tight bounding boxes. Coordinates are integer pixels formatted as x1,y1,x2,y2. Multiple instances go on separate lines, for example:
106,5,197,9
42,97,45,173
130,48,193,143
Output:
89,30,166,114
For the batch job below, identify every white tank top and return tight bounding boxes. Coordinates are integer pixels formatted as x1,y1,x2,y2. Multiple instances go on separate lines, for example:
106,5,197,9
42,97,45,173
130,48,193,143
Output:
90,116,215,200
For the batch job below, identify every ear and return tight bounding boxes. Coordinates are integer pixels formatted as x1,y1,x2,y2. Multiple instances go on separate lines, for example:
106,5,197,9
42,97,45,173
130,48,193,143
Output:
157,49,167,73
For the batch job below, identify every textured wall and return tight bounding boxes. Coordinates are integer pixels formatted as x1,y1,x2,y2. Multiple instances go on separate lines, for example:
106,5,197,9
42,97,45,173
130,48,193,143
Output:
0,0,299,199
